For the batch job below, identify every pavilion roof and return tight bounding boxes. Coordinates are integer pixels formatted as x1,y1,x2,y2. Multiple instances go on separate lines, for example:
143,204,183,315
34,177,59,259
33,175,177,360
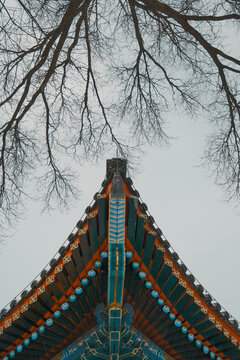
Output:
0,158,239,360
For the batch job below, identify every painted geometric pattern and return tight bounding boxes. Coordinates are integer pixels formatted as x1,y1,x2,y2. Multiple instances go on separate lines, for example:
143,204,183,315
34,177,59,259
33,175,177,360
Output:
109,199,125,243
51,308,173,360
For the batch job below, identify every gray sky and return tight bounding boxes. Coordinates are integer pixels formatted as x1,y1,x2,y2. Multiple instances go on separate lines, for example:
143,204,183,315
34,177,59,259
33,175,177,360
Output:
0,110,239,324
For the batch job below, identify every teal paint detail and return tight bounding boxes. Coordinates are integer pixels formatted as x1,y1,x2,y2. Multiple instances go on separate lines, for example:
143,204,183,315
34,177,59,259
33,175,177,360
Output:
24,337,30,346
101,251,108,258
145,281,152,289
188,333,194,341
38,325,45,334
181,326,188,334
163,305,170,314
61,302,69,311
157,298,164,306
174,319,182,327
108,174,127,360
108,242,125,305
88,269,96,277
210,351,216,359
81,278,89,286
16,345,23,353
203,345,209,354
75,286,83,295
9,350,15,359
109,199,125,244
169,312,176,321
51,304,172,360
139,271,146,279
132,261,140,269
54,310,61,318
69,294,77,303
195,339,202,348
125,251,133,258
31,332,38,340
95,260,102,268
151,290,159,298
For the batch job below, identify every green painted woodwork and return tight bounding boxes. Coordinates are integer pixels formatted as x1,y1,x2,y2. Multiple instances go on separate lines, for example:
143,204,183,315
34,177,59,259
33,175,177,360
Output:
38,287,56,309
80,289,91,312
71,243,85,274
36,334,57,347
187,310,207,326
202,327,221,338
142,231,156,268
174,293,193,312
97,196,108,245
55,269,72,292
12,317,33,332
136,284,149,309
64,307,80,325
217,341,237,350
224,348,240,357
78,230,91,265
70,299,84,317
150,247,164,279
43,328,64,342
167,283,186,304
21,306,41,324
161,274,178,297
29,300,49,317
181,302,201,320
63,259,79,284
55,312,75,330
156,263,172,289
83,285,95,308
49,322,69,337
194,319,215,332
135,214,147,255
88,214,99,255
127,196,138,246
0,341,10,350
47,280,64,300
125,264,136,295
89,276,99,301
0,331,17,343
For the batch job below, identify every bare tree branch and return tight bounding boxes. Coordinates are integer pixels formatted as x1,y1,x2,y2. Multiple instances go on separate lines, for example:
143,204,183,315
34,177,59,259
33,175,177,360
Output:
1,0,240,236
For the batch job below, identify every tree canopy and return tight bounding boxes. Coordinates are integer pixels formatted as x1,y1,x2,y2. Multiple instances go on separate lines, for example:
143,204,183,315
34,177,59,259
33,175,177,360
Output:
1,0,240,233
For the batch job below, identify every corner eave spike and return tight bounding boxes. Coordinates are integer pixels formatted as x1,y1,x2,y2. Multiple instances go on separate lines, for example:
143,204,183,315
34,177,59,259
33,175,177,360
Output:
106,158,127,179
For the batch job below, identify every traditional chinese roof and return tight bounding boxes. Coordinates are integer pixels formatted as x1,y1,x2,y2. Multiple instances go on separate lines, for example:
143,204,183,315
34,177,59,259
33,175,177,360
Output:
0,158,240,360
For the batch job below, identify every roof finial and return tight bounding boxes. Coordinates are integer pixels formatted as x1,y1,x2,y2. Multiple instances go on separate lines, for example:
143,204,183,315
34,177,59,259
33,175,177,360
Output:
106,158,127,179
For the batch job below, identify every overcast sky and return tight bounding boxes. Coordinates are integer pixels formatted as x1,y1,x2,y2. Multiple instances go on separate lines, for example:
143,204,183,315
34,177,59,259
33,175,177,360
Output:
0,109,239,324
